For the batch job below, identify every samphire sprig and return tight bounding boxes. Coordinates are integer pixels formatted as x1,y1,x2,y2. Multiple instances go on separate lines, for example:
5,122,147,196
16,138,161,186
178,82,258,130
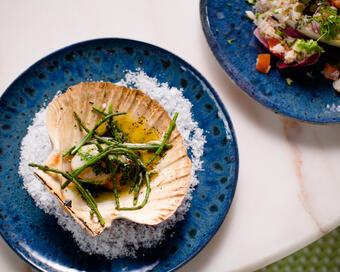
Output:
29,104,178,225
28,163,105,226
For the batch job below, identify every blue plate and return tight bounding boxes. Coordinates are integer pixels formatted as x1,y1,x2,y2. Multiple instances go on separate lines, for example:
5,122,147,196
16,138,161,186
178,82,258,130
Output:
201,0,340,123
0,38,238,272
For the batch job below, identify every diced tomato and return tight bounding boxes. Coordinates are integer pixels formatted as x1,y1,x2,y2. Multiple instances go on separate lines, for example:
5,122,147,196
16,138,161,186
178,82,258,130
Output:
331,0,340,8
104,173,123,190
323,63,340,81
256,54,271,74
266,37,285,59
267,37,281,48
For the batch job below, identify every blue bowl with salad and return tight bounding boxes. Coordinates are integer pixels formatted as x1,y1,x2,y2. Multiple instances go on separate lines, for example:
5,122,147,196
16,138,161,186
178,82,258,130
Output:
201,0,340,123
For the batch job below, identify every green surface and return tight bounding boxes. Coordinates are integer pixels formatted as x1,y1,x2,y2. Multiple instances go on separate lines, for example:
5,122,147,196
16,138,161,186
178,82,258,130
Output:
260,227,340,272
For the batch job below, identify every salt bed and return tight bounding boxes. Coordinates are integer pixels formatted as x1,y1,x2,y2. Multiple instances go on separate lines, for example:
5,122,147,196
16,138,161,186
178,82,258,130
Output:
19,70,206,259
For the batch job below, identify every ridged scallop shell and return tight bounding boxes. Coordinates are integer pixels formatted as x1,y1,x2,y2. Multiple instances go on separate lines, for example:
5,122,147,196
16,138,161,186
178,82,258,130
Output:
35,82,191,236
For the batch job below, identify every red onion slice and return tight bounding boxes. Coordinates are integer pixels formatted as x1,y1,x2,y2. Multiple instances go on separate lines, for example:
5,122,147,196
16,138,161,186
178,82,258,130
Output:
253,28,270,49
282,27,305,38
277,53,321,68
253,28,284,59
311,21,321,35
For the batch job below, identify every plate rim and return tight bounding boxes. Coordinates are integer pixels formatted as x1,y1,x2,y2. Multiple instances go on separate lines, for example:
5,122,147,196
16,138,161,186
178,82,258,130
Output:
0,37,239,272
200,0,340,124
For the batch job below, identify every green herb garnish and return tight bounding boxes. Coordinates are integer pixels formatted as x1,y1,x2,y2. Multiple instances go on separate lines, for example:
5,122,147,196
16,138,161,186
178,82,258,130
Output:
276,29,283,36
78,150,94,161
286,78,293,86
227,38,236,45
294,39,325,54
312,6,340,41
246,0,256,5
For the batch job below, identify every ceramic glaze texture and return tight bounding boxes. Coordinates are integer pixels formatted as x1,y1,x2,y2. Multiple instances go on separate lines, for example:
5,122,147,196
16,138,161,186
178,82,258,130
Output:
0,39,238,271
201,0,340,123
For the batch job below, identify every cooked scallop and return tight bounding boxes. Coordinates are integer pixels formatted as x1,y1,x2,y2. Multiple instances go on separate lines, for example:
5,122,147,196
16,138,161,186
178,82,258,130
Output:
70,144,111,182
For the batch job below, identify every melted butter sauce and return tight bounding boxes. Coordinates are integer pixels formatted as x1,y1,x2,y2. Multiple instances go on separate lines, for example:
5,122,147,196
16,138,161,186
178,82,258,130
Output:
114,114,160,197
115,114,160,164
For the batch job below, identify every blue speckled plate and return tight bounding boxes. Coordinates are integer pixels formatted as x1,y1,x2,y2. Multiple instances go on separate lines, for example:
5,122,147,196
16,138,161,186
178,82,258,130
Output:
0,38,238,272
201,0,340,123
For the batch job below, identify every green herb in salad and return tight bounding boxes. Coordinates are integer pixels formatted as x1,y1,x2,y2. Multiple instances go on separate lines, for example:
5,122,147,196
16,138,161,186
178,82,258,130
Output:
227,38,236,45
286,78,293,86
246,0,256,5
294,39,325,54
276,29,283,36
312,6,340,41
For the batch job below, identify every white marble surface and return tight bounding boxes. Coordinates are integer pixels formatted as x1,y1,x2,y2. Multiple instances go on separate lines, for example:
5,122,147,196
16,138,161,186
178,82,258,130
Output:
1,0,340,271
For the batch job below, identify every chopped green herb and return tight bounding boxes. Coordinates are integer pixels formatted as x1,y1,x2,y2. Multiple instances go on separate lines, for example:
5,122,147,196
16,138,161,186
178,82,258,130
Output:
276,29,283,36
78,150,94,161
286,78,293,86
255,13,260,19
228,3,232,7
295,21,301,30
227,39,236,45
312,6,340,41
246,0,256,5
294,39,325,54
119,163,133,186
92,162,110,176
281,40,286,45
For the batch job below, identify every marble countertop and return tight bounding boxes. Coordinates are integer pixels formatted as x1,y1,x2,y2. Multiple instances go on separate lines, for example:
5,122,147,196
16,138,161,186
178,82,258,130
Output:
1,0,340,271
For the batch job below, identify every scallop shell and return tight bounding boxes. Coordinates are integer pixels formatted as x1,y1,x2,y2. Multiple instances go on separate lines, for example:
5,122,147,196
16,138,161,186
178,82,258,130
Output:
35,82,191,236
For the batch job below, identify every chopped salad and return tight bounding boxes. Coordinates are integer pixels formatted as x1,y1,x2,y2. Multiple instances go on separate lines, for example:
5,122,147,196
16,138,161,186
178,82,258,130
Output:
246,0,340,91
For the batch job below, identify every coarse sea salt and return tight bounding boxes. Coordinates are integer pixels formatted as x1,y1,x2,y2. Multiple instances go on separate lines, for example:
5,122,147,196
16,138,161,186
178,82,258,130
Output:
19,70,206,259
326,103,340,113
